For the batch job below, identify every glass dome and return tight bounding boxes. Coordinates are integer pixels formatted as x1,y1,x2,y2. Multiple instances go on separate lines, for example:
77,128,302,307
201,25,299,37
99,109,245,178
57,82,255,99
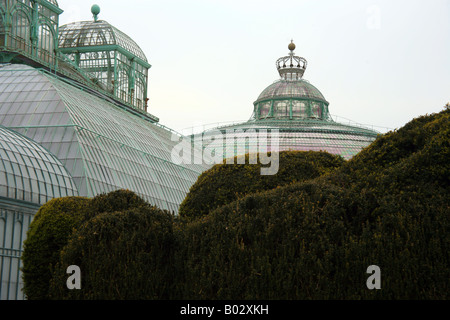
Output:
58,20,148,62
252,79,331,121
255,79,328,104
0,125,79,205
251,41,331,121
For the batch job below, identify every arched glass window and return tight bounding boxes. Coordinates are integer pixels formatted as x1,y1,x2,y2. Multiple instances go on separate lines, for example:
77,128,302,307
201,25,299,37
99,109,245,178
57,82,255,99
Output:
0,8,6,46
274,100,289,118
311,102,322,119
11,9,30,52
38,23,55,63
135,75,146,110
259,102,271,119
292,100,307,118
117,64,130,102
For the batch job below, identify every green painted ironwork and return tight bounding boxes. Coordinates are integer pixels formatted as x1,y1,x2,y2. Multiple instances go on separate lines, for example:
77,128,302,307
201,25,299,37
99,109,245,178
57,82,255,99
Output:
0,1,152,114
58,17,151,112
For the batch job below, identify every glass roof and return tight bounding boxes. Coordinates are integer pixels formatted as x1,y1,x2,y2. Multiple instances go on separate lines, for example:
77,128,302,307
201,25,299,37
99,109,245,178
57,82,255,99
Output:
201,118,379,160
0,125,78,205
256,79,328,104
58,20,148,62
0,64,209,213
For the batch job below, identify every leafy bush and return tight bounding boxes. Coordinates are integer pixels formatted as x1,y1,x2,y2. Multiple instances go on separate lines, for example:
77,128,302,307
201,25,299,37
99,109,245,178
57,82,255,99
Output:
48,203,177,300
179,151,344,220
25,108,449,300
21,196,91,300
22,189,150,300
178,108,450,299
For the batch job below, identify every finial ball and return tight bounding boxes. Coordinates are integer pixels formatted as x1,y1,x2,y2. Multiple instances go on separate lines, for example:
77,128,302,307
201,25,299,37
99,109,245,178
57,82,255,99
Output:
91,4,101,16
288,41,296,51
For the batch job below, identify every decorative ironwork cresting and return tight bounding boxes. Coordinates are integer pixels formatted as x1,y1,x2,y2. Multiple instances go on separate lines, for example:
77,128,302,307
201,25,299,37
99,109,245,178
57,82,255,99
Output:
276,40,308,81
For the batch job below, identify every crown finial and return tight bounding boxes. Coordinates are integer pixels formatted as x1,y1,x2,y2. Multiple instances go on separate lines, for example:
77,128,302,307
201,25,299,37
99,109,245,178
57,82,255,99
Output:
91,4,100,22
276,40,307,80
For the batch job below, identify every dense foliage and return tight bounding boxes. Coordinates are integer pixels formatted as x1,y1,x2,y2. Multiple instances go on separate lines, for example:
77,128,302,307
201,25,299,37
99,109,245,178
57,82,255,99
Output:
178,108,449,299
22,108,449,299
179,151,345,220
48,204,176,299
22,189,151,300
21,196,91,300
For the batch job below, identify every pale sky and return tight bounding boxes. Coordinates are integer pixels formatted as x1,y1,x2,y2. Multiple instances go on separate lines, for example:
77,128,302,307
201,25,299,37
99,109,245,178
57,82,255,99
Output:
57,0,450,134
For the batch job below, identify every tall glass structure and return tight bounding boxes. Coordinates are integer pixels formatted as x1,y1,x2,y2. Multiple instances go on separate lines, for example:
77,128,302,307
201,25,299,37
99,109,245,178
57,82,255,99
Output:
0,1,210,299
194,41,379,160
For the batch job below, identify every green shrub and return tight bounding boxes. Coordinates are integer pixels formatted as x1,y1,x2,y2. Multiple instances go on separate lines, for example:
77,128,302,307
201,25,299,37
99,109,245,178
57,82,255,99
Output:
48,203,177,300
179,151,344,220
22,189,150,300
178,108,450,299
26,108,449,300
87,188,149,216
21,196,91,300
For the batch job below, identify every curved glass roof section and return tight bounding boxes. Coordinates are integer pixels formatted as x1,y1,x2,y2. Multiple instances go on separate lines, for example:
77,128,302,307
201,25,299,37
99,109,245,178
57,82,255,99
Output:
0,125,78,205
202,119,378,160
58,20,148,62
256,79,328,105
0,64,209,213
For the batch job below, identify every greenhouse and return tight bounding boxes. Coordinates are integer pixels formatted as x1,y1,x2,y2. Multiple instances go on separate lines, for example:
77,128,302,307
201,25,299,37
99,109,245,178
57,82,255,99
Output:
0,0,209,300
0,0,380,300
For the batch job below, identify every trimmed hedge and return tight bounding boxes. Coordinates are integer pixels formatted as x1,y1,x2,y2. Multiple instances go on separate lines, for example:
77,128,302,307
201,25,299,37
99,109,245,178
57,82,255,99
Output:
179,151,345,220
21,196,91,300
48,204,177,300
178,108,450,299
23,108,449,299
22,189,150,300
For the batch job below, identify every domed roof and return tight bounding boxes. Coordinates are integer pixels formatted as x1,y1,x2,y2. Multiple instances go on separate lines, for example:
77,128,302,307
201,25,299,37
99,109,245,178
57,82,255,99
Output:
255,79,328,104
0,125,79,205
58,20,148,62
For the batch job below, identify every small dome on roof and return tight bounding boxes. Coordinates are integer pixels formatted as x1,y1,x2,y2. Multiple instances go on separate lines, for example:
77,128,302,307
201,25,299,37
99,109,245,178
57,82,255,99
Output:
255,79,328,105
58,20,148,62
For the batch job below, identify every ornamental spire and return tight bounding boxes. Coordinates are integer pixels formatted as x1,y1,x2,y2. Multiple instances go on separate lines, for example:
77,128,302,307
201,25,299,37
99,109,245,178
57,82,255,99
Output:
276,40,307,80
91,4,100,22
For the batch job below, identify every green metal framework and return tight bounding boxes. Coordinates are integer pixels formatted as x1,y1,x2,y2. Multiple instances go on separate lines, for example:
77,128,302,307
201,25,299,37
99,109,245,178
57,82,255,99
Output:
0,1,154,117
0,0,62,68
251,80,331,121
58,20,151,112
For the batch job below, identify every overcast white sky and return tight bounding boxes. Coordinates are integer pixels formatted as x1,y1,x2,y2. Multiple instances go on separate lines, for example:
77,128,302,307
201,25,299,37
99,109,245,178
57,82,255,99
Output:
57,0,450,134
